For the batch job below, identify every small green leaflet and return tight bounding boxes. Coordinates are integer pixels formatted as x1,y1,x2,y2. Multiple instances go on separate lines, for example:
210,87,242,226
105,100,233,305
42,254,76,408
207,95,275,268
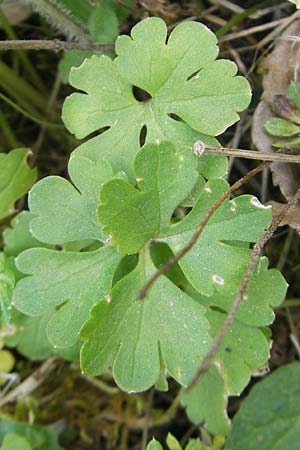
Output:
62,17,250,178
13,246,121,349
225,362,300,450
288,81,300,109
0,253,15,325
99,142,272,296
147,440,163,450
3,211,51,257
1,434,31,450
28,151,113,244
80,249,211,392
0,419,63,450
99,142,199,253
0,148,37,220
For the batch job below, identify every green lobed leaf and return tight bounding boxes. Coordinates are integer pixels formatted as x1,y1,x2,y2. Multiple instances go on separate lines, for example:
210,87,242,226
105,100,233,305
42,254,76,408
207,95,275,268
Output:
13,246,121,349
80,249,211,391
28,151,113,245
4,308,80,362
288,81,300,110
207,309,270,396
62,17,250,178
225,362,300,450
181,309,272,435
163,183,272,297
100,142,272,297
0,148,37,220
3,211,51,257
0,420,63,450
1,434,31,450
192,257,287,327
264,117,300,137
181,365,230,435
99,142,199,253
0,253,15,325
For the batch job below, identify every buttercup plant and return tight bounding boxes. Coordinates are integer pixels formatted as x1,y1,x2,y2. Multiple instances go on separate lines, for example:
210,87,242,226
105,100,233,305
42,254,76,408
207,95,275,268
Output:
1,17,287,436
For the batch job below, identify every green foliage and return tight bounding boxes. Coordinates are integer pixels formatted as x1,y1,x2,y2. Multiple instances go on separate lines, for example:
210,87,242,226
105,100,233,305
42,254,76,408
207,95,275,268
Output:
1,434,31,450
62,17,250,178
225,362,300,450
264,80,300,148
147,433,222,450
0,16,289,441
0,253,15,324
80,248,211,391
0,419,63,450
0,148,37,220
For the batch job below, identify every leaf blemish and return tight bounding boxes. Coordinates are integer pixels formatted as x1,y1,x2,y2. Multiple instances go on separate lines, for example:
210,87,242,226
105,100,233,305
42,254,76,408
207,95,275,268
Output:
213,274,224,286
250,197,272,209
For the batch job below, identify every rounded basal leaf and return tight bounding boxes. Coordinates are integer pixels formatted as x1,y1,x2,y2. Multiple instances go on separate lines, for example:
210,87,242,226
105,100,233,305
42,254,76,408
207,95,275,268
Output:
226,362,300,450
0,148,37,220
63,17,250,177
80,250,211,392
13,246,121,348
28,152,113,245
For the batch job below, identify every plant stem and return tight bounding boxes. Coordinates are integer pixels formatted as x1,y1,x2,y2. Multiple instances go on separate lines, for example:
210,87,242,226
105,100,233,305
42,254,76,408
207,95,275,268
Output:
0,39,113,52
0,110,19,148
0,60,47,112
138,161,269,300
203,144,300,164
216,0,274,37
23,0,90,43
187,188,300,390
0,6,45,91
0,92,63,128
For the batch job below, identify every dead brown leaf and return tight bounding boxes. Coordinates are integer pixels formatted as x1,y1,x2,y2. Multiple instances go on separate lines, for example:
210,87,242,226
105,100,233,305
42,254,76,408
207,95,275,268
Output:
252,20,300,230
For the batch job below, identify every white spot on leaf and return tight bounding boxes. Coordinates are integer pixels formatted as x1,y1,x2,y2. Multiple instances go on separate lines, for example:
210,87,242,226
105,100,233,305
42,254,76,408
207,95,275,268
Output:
105,294,111,303
213,274,224,286
193,140,206,156
251,197,272,209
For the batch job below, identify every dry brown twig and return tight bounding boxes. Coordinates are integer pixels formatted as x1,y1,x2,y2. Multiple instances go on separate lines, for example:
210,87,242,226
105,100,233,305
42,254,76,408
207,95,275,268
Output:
187,188,300,389
0,357,60,407
138,159,269,300
0,39,113,52
139,142,300,300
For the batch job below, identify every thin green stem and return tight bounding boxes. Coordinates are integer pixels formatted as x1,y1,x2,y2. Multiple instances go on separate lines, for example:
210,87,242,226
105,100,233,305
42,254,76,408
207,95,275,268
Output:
26,0,90,43
0,110,19,148
0,7,46,92
0,92,63,128
216,0,275,37
276,299,300,309
0,60,47,112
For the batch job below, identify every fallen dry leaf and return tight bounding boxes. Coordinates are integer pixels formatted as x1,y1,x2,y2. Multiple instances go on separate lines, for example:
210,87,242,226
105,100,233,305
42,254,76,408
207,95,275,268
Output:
252,20,300,230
